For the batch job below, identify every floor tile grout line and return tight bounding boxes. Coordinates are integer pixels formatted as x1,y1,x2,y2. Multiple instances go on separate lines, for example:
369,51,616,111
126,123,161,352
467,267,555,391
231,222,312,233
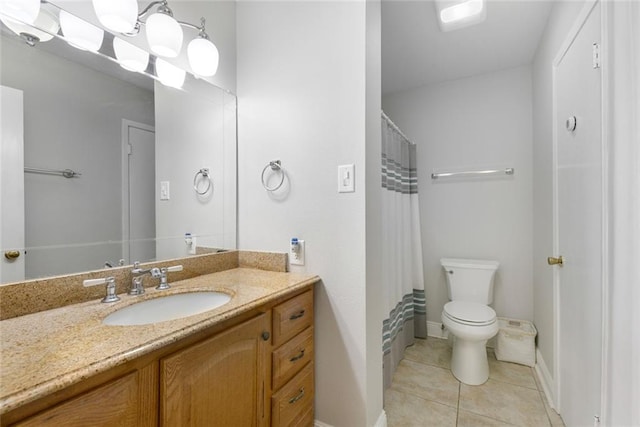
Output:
387,384,460,410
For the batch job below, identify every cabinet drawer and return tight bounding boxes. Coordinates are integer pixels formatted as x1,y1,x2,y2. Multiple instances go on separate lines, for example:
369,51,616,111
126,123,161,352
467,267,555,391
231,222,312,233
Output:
271,363,314,427
273,291,313,347
272,327,313,390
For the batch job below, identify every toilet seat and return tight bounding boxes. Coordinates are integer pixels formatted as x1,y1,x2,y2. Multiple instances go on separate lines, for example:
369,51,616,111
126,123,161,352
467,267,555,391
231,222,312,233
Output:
443,301,496,326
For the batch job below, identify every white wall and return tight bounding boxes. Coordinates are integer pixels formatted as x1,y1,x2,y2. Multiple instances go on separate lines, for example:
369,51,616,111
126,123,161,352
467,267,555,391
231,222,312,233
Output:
531,0,585,381
236,2,382,425
383,65,534,325
155,79,236,259
1,35,154,278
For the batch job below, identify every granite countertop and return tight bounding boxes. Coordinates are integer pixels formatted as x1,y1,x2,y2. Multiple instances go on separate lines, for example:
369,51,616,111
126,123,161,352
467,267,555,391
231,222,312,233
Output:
0,268,319,415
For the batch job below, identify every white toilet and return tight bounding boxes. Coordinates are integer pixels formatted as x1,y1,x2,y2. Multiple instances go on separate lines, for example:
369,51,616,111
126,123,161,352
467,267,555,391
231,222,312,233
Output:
440,258,500,385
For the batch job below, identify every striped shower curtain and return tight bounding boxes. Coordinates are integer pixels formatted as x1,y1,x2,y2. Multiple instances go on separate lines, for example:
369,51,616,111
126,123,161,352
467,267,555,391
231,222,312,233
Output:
381,112,426,390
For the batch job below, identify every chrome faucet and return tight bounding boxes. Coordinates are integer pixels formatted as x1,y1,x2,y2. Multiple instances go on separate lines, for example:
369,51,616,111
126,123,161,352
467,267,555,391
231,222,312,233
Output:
83,276,120,303
155,265,184,290
129,262,161,295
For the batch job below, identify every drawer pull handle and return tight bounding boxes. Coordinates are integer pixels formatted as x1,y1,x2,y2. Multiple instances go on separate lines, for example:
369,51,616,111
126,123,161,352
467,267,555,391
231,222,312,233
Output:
289,310,305,320
261,331,270,341
289,349,306,362
289,388,305,404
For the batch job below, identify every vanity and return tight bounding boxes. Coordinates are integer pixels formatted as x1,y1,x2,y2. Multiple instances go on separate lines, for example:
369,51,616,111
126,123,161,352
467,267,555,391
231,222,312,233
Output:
0,251,318,426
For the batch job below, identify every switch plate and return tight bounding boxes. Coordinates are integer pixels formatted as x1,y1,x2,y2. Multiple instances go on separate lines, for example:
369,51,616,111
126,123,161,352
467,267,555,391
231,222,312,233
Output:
338,164,355,193
160,181,170,200
289,239,305,266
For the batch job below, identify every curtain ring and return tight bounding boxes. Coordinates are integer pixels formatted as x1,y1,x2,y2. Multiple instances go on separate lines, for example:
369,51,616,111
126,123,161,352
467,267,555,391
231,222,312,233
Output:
193,168,212,195
261,160,285,192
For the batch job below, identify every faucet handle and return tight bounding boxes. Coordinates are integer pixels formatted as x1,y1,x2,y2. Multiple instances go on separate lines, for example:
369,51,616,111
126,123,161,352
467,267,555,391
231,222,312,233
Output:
156,265,184,290
163,265,184,273
83,276,120,303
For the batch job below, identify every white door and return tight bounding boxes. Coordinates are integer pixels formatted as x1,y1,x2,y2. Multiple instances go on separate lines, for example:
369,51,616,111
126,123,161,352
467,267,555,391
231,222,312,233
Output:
553,2,602,425
0,86,25,283
122,120,155,264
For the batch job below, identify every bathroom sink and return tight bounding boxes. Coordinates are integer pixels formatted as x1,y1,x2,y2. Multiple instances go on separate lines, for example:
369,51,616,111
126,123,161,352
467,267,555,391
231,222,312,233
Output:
103,291,232,326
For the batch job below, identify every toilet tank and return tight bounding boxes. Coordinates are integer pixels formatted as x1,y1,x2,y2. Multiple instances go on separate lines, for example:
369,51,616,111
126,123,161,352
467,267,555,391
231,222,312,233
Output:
441,258,500,304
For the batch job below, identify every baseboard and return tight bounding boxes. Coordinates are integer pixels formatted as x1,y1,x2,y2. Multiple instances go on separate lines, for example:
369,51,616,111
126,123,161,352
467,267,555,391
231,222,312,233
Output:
427,321,448,339
374,410,387,427
315,409,387,427
534,348,557,410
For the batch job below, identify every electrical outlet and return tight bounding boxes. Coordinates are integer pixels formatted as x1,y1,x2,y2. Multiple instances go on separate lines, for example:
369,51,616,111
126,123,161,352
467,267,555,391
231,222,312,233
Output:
289,238,305,266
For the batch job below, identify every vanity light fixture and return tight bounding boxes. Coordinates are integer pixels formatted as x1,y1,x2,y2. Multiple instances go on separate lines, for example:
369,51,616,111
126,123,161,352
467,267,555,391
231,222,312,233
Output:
434,0,486,32
92,0,138,34
113,37,150,72
0,0,40,25
155,58,186,89
60,10,104,52
1,8,59,46
92,0,220,77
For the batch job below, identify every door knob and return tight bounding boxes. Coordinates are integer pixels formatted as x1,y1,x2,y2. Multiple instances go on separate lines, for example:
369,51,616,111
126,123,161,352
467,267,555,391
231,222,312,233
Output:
547,256,564,266
4,250,20,260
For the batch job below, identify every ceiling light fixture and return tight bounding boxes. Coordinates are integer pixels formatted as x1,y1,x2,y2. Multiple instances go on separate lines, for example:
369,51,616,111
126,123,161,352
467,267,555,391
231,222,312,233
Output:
434,0,486,32
93,0,219,77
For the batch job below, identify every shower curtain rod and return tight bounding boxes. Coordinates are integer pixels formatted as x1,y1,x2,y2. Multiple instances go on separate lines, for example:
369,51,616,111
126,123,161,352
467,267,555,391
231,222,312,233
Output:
381,110,415,145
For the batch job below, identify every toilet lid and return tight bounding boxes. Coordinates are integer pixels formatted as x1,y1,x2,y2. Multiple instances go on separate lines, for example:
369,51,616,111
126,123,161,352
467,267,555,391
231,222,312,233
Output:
443,301,496,325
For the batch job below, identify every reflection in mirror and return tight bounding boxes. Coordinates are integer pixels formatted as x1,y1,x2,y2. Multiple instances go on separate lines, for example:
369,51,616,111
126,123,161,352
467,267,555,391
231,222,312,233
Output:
0,4,237,284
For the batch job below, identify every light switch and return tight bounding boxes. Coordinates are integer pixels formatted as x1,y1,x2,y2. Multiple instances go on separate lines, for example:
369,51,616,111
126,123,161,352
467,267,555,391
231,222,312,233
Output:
160,181,170,200
338,164,355,193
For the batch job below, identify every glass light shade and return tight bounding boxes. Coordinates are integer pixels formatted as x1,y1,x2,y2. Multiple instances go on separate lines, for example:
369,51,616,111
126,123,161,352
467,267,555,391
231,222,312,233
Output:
1,8,59,42
60,11,104,52
92,0,138,33
156,59,185,89
0,0,40,25
145,12,183,58
113,38,149,72
188,38,219,77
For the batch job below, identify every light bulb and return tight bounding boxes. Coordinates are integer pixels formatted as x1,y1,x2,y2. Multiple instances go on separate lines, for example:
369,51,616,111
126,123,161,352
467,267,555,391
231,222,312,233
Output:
113,38,149,72
1,8,59,43
188,37,219,77
156,59,185,89
0,0,40,25
60,11,104,52
146,12,183,57
92,0,138,33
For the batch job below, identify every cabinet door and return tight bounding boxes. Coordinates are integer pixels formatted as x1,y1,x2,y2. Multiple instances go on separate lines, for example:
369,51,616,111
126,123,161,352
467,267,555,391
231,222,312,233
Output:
161,313,270,427
13,369,156,427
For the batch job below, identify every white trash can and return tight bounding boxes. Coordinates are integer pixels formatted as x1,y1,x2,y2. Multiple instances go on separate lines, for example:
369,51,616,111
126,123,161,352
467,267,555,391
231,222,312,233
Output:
494,318,537,367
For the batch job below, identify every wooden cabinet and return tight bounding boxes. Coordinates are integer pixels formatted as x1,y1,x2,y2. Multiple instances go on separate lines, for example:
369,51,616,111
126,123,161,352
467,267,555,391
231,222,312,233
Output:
160,313,270,427
270,290,314,427
3,286,314,427
11,366,157,427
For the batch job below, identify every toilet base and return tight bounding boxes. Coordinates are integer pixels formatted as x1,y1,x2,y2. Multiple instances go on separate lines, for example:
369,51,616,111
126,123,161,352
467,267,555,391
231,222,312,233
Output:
450,337,490,385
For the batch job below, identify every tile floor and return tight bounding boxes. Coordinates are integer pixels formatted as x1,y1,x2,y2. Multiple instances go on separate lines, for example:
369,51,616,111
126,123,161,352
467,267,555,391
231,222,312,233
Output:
384,338,566,427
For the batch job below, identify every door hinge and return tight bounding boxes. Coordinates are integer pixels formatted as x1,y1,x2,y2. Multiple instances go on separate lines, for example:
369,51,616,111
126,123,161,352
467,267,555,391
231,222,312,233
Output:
127,143,132,155
593,43,601,69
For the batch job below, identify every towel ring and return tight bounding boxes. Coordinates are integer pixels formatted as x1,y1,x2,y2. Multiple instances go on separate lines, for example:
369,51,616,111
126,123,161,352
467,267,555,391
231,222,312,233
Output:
193,168,212,195
261,160,285,192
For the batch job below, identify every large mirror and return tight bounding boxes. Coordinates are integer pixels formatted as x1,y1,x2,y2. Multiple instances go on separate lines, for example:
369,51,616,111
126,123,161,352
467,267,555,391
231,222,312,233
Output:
0,3,237,284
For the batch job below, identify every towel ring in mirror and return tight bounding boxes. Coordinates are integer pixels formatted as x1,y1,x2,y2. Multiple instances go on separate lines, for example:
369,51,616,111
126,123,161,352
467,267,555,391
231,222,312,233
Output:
193,168,212,195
